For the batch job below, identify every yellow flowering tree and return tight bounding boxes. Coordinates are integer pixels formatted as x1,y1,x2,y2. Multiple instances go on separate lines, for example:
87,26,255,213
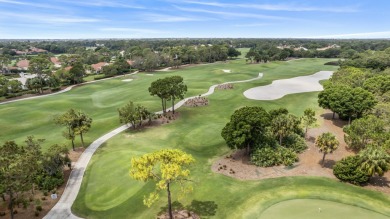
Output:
130,149,195,219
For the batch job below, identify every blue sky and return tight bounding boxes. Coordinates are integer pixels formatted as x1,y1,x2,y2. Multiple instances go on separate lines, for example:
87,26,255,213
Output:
0,0,389,39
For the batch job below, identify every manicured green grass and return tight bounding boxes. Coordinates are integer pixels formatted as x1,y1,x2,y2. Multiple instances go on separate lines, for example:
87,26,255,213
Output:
0,58,337,150
82,74,98,82
68,58,389,218
3,57,388,218
237,48,250,59
256,199,389,219
72,89,390,218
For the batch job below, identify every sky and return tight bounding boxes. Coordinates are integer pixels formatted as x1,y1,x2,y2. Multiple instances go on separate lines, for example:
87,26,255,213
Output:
0,0,389,39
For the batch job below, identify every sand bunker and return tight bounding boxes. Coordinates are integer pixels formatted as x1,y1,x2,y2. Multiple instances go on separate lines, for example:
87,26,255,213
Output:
243,71,333,100
122,79,133,82
222,69,231,73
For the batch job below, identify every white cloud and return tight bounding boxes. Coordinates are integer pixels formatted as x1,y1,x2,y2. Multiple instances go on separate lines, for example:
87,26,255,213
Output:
0,12,104,24
174,6,292,20
234,23,271,27
181,1,358,13
58,0,145,9
99,27,167,34
308,31,390,39
141,13,211,22
0,0,62,9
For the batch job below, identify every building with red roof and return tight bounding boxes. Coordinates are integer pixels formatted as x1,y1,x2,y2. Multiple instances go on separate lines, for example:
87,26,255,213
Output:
91,62,109,74
16,59,30,70
50,57,62,68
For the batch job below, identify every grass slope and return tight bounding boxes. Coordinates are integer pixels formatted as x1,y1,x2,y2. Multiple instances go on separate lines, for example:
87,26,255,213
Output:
256,199,389,219
73,89,390,218
69,59,389,218
0,58,335,150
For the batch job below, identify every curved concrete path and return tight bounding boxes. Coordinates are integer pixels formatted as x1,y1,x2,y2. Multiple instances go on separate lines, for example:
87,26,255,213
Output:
44,73,263,219
0,72,138,106
243,71,333,100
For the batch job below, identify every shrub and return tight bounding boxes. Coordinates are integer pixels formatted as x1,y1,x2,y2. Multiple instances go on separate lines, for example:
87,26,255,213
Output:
251,147,281,167
50,87,61,92
36,205,43,212
34,211,40,217
94,74,112,80
324,61,339,66
0,212,6,216
34,199,42,206
22,199,29,209
280,147,299,166
251,146,298,167
35,170,64,191
284,133,308,153
333,156,369,185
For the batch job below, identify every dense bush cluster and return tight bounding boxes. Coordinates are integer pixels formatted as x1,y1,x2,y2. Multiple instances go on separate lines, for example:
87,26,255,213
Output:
251,146,298,167
222,106,310,167
283,133,308,153
0,138,70,216
35,170,65,191
333,156,369,185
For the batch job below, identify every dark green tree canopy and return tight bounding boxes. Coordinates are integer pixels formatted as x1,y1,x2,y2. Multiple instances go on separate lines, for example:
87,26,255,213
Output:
318,85,377,122
221,106,270,152
149,78,171,113
69,61,85,84
333,156,369,185
344,115,386,151
149,76,187,114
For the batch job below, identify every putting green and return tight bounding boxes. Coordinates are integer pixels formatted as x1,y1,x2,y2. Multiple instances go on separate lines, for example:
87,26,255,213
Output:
252,199,389,219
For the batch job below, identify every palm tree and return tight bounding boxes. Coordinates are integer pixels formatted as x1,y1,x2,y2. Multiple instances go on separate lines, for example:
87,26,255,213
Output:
315,132,339,167
359,147,390,176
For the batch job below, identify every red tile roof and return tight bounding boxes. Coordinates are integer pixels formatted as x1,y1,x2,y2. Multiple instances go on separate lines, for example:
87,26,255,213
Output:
91,62,108,71
16,59,29,68
30,47,47,53
50,57,61,64
127,60,134,65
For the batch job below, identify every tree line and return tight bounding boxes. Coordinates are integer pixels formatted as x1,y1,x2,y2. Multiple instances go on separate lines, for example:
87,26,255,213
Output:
2,39,390,55
0,137,71,218
317,49,390,185
0,108,93,218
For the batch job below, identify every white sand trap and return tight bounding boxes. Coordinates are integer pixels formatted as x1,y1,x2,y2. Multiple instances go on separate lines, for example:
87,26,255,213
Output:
122,79,133,82
146,74,154,76
243,71,333,100
222,69,231,73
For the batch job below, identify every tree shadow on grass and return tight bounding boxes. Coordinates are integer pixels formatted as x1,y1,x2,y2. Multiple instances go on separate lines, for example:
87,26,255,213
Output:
159,200,218,217
187,200,218,217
